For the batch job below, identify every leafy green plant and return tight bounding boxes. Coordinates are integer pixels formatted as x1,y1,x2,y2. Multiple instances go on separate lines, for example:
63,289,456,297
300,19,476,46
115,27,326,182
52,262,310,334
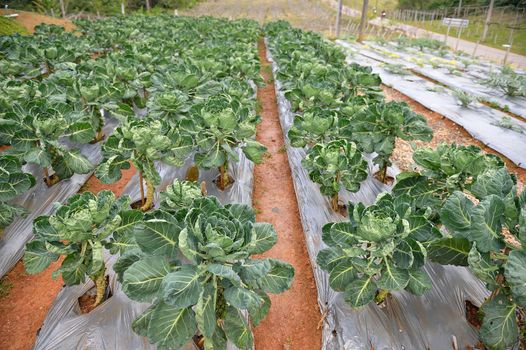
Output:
24,191,143,307
429,167,526,350
383,63,409,75
303,140,368,212
453,89,478,107
0,100,94,186
0,155,35,229
118,196,294,349
493,116,524,133
392,144,503,215
190,96,266,190
287,107,341,148
317,193,436,308
483,66,526,97
96,118,193,211
352,101,433,183
159,179,202,212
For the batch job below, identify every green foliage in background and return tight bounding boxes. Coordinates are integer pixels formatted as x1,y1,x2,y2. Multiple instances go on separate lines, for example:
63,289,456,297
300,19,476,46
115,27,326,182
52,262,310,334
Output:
0,17,29,35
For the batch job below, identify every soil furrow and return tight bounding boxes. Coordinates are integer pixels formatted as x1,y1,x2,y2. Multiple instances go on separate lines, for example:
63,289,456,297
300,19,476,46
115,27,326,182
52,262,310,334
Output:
252,37,322,350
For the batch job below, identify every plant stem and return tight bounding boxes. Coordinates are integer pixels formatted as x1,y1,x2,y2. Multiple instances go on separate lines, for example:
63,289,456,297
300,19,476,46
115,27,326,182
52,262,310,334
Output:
92,268,106,307
139,172,145,205
140,178,154,212
43,167,51,186
381,165,388,183
331,193,339,212
219,162,229,190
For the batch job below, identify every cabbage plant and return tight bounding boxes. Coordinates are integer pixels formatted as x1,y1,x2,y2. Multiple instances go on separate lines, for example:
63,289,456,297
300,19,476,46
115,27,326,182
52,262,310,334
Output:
0,155,35,229
431,168,526,350
303,140,368,212
119,197,294,349
0,100,94,185
317,193,436,307
96,118,193,211
352,101,433,183
191,96,266,190
392,144,504,215
24,191,143,307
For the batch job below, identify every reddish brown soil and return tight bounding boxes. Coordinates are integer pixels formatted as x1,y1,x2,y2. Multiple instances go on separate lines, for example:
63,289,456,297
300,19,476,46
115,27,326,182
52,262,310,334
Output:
383,85,526,187
252,38,322,350
0,164,136,350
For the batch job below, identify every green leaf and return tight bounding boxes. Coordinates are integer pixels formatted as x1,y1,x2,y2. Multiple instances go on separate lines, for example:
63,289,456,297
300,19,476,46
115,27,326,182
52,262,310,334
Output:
479,297,519,350
504,250,526,308
147,303,197,350
243,140,267,164
207,264,241,286
162,265,202,308
468,243,499,287
316,247,347,271
377,260,410,290
328,259,355,292
132,304,157,337
247,290,271,326
406,269,432,295
257,259,294,294
196,280,216,339
427,237,470,266
246,222,277,254
24,240,59,274
123,255,171,302
223,306,254,349
440,191,474,234
469,195,505,253
343,276,377,308
135,217,180,256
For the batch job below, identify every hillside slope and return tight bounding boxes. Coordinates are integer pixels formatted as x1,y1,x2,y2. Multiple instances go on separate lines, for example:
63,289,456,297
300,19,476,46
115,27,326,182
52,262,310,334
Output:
0,10,74,33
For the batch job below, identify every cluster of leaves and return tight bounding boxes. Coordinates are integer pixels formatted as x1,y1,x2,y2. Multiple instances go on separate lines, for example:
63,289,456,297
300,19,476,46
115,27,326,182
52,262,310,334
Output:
318,192,436,307
483,65,526,97
265,21,432,212
319,141,525,349
114,186,293,349
428,166,526,349
351,101,433,181
303,140,368,211
392,143,503,216
0,156,35,229
1,15,266,225
24,191,142,306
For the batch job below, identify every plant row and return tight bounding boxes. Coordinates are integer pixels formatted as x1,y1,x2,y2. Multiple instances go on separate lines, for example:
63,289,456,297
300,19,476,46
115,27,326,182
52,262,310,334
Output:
265,21,525,350
24,181,294,349
0,15,267,228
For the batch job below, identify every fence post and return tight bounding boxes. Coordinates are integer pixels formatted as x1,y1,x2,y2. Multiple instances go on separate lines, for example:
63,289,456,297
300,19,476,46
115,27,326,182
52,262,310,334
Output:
481,0,495,41
335,0,343,38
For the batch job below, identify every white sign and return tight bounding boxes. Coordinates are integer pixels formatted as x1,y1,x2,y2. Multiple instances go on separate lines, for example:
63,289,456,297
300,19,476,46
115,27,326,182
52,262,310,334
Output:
442,18,469,28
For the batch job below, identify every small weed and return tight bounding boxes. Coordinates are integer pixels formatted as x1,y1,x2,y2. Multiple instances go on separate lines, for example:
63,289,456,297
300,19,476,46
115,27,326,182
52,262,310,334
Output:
453,89,478,107
277,145,287,154
0,277,13,299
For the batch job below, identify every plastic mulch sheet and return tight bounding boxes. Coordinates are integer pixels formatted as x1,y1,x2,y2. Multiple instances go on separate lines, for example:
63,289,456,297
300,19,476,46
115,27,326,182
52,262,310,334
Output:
343,40,526,120
266,40,490,350
0,117,119,278
33,152,254,350
337,40,526,170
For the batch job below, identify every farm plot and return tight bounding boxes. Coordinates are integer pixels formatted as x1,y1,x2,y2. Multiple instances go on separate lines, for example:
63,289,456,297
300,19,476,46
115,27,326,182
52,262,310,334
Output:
344,38,526,119
0,15,298,350
1,12,526,350
336,40,526,169
265,20,526,350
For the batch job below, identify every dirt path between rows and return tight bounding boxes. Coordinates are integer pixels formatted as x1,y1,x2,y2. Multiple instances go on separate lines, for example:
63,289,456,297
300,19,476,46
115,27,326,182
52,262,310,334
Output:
252,38,322,350
0,166,136,350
